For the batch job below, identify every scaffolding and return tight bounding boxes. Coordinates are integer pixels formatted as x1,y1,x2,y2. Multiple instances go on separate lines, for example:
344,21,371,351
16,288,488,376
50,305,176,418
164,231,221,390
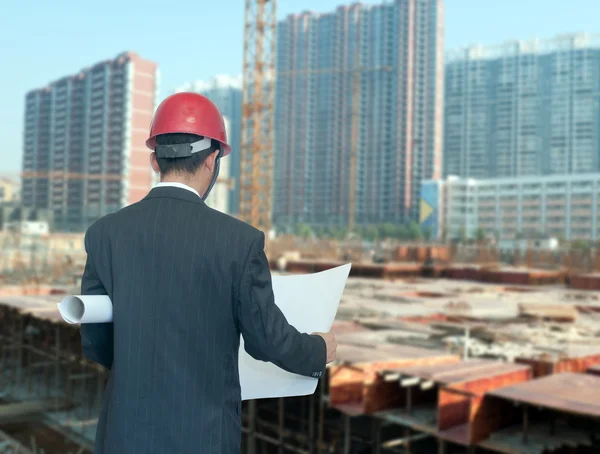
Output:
0,304,102,454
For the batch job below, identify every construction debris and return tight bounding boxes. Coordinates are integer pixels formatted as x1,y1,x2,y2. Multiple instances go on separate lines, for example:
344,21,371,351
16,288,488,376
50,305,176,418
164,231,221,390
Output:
2,255,600,453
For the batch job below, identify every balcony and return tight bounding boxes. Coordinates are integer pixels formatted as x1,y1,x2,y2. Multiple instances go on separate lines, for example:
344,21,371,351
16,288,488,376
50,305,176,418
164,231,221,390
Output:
572,209,592,216
479,222,496,230
571,225,593,233
522,223,542,230
521,205,542,213
546,198,566,205
521,199,540,207
547,222,566,229
571,202,592,210
571,197,593,204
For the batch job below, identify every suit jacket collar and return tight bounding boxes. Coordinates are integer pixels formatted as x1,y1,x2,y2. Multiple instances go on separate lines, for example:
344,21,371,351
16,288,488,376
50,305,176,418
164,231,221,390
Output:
143,186,206,205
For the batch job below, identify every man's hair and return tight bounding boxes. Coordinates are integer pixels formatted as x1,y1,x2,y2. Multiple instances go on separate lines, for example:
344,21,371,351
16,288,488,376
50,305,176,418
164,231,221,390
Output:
155,133,220,176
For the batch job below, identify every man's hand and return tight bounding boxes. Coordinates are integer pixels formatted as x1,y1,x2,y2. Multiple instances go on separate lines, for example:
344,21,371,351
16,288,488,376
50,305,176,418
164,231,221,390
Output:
313,332,337,363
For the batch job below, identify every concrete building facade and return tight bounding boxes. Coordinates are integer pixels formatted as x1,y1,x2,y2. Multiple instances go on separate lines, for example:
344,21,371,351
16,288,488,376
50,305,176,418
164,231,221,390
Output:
421,173,600,242
444,34,600,179
174,76,242,216
274,0,444,230
22,52,159,232
0,176,20,203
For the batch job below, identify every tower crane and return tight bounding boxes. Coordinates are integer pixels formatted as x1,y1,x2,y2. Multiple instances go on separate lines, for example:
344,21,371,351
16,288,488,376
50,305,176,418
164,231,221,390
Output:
239,0,277,236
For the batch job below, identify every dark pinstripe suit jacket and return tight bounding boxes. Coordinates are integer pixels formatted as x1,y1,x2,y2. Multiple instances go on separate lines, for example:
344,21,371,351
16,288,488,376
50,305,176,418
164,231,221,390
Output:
80,186,326,454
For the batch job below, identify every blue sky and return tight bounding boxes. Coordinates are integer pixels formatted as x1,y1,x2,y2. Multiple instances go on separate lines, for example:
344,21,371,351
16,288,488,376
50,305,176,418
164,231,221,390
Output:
1,0,598,173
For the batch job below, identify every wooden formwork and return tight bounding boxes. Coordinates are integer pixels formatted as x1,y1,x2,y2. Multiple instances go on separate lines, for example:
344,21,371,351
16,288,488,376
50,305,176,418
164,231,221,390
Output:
481,268,566,286
284,258,573,288
436,364,532,445
441,266,481,281
570,273,600,291
381,263,423,279
393,245,449,263
516,353,600,378
482,372,600,453
374,361,532,447
328,344,458,415
440,266,566,286
284,260,423,280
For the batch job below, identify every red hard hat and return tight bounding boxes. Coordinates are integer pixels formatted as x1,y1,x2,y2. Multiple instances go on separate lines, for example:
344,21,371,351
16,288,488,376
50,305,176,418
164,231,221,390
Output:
146,92,231,157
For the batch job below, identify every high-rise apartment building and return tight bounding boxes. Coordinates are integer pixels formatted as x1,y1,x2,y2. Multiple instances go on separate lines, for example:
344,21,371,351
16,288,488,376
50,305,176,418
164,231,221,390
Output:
274,0,444,230
444,34,600,180
174,75,242,215
22,52,159,232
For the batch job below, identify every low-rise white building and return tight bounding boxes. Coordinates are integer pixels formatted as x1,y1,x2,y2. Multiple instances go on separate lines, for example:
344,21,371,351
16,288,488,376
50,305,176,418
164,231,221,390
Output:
498,238,560,251
420,174,600,242
5,221,50,236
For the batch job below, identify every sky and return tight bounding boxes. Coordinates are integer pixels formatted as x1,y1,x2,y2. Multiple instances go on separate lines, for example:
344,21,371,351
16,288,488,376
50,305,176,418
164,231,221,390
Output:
1,0,599,173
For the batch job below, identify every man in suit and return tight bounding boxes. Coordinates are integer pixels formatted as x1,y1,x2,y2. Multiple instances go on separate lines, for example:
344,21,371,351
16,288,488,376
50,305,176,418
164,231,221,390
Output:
80,92,337,454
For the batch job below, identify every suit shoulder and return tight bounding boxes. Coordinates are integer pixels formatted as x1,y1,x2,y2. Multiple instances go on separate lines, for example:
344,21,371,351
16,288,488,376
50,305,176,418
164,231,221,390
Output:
90,200,146,230
204,207,264,242
85,212,115,238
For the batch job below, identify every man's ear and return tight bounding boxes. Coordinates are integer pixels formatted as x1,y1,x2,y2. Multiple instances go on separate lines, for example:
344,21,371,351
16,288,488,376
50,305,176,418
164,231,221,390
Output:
150,152,160,174
204,150,220,172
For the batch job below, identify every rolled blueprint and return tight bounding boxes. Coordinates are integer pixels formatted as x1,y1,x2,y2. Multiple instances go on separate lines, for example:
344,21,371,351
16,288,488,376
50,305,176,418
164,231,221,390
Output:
58,295,113,324
57,263,352,400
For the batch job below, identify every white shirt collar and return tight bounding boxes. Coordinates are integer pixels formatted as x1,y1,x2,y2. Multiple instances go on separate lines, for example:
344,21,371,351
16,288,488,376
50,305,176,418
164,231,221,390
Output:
155,182,201,198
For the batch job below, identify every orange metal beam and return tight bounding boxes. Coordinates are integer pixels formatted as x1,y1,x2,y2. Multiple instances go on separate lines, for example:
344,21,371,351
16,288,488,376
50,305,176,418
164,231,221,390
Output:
239,0,277,234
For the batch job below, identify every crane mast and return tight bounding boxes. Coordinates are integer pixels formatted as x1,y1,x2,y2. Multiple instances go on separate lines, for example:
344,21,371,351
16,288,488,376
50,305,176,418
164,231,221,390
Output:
239,0,277,236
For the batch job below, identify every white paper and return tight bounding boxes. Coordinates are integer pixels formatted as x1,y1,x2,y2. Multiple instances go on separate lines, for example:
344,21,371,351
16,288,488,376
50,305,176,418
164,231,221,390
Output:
239,263,351,400
57,263,351,400
58,295,113,324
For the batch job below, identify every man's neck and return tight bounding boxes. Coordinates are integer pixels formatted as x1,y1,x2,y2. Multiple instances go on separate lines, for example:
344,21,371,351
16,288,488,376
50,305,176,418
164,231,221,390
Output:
160,176,192,186
159,177,206,198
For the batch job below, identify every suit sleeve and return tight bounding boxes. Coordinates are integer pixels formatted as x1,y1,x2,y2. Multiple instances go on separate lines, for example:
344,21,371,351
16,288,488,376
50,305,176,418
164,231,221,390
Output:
237,233,327,378
79,225,114,370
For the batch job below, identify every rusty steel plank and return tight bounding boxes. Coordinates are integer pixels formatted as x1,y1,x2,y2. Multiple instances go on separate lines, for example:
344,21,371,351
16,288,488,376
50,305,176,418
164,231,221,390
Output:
438,388,470,434
437,363,530,388
284,260,423,279
437,423,470,445
382,361,531,390
488,372,600,418
382,359,505,384
516,353,600,378
328,344,458,415
570,273,600,291
436,365,532,445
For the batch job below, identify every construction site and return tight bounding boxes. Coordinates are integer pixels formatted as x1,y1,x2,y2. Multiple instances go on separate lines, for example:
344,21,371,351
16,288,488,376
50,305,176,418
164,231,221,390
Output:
2,235,600,453
2,0,600,453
